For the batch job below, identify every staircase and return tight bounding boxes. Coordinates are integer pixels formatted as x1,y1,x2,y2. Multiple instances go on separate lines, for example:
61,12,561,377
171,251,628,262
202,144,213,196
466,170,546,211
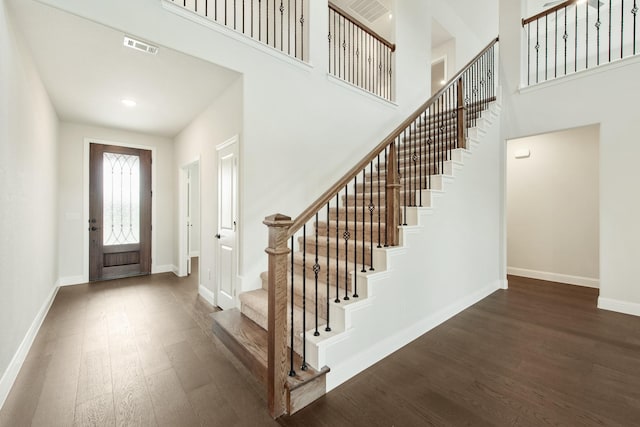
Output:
212,38,500,418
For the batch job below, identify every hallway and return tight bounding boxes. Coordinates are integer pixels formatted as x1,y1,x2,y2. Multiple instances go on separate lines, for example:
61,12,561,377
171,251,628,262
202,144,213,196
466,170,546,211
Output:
2,273,639,426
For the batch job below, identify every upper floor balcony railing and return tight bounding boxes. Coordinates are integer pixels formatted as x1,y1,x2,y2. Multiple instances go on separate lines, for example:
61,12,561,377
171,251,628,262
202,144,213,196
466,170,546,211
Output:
169,0,308,61
328,2,396,101
523,0,639,85
168,0,396,101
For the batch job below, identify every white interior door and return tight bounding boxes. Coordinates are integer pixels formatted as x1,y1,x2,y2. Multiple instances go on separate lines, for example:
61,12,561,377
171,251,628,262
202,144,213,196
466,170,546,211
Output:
216,137,238,310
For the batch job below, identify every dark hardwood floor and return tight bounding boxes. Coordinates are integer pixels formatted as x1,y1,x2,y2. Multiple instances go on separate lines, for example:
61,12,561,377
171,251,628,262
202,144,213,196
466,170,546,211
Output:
0,259,277,427
279,276,640,426
2,271,640,426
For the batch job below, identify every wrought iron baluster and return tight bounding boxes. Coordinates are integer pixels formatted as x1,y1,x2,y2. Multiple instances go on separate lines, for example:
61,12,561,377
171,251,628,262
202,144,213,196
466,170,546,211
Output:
545,15,548,81
527,22,531,85
597,0,601,66
575,4,578,72
368,162,374,271
555,10,558,78
300,0,304,61
361,170,367,274
343,184,350,301
634,0,639,55
335,193,340,303
402,128,408,224
289,235,295,377
325,203,331,332
565,6,568,74
314,214,319,337
534,20,540,83
288,0,291,55
301,225,307,370
622,0,626,59
384,146,388,247
259,0,262,41
586,0,589,70
377,154,381,249
610,0,613,62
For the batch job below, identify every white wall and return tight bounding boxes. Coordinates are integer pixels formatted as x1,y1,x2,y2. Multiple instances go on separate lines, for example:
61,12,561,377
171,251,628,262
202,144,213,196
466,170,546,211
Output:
322,106,504,390
507,125,600,287
57,122,175,283
500,0,640,316
0,0,59,406
38,0,495,294
173,77,243,300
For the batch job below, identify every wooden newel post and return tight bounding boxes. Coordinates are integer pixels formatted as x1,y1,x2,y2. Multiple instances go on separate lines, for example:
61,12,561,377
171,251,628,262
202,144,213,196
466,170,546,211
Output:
385,142,401,246
456,77,467,150
264,213,294,419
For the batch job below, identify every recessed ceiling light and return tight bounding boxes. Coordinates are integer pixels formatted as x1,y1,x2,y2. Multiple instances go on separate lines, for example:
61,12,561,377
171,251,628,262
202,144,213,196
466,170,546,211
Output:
121,99,137,108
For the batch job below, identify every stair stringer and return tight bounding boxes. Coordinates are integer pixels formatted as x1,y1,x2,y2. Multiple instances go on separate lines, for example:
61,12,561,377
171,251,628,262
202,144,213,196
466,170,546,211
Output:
301,102,503,391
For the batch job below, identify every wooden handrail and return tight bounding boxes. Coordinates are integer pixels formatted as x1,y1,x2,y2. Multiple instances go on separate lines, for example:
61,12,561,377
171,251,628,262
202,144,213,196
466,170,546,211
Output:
287,36,499,237
328,1,396,52
522,0,578,26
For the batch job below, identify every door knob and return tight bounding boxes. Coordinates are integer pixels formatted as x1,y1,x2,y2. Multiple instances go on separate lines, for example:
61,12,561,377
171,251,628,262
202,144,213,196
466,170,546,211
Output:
215,234,221,239
90,226,100,231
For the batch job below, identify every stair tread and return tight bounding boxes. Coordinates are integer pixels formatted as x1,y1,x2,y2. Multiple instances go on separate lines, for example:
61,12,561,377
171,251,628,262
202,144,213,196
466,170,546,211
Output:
211,308,268,386
210,308,329,394
241,289,328,329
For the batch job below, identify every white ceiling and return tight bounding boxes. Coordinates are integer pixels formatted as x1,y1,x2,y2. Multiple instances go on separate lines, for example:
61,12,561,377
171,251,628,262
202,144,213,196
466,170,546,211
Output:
8,0,240,137
441,0,499,43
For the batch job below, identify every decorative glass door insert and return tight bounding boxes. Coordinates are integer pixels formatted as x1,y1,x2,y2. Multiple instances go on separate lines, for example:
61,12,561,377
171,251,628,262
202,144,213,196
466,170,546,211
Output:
103,152,140,245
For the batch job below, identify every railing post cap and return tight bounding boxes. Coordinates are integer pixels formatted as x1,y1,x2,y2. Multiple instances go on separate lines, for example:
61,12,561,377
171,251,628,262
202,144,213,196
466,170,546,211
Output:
263,213,294,227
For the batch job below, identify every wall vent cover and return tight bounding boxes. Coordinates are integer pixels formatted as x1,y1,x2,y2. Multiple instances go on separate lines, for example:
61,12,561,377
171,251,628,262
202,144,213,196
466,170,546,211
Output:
123,36,158,55
348,0,389,23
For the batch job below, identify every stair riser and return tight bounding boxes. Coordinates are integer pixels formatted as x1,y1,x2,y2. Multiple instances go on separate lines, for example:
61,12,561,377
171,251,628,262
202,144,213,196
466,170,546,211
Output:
416,110,482,127
343,193,420,207
291,258,354,290
354,176,442,193
328,208,386,222
298,237,373,267
396,141,462,156
316,222,386,242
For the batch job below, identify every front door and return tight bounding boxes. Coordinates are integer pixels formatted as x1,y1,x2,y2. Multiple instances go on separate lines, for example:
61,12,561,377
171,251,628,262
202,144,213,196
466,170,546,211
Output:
89,143,152,281
216,138,238,309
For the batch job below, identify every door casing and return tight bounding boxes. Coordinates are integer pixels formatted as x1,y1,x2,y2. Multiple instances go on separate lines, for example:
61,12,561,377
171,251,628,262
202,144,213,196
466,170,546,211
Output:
83,138,158,283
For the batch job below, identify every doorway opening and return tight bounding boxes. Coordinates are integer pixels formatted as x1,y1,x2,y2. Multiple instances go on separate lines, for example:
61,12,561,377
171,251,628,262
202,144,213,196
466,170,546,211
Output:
179,159,201,279
506,125,600,290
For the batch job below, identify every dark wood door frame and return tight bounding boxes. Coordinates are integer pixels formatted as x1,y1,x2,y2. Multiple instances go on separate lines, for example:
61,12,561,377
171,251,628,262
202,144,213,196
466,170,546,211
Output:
89,143,152,281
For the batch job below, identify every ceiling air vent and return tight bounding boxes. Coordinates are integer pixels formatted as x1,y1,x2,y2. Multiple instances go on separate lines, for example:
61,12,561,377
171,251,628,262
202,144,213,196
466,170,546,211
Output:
123,36,159,55
348,0,389,23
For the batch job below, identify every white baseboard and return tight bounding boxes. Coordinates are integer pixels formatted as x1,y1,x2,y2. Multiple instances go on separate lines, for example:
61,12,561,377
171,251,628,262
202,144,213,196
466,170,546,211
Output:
198,285,215,306
152,264,175,274
507,267,599,288
58,275,85,286
598,297,640,317
326,281,500,391
0,284,59,411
